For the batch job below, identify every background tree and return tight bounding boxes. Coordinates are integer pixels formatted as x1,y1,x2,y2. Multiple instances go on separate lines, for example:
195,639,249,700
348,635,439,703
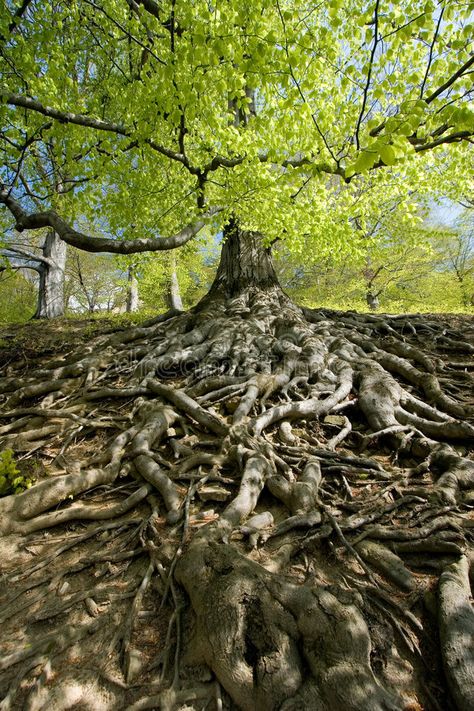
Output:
0,266,36,324
273,198,439,311
0,217,67,319
354,219,437,311
65,249,126,314
430,209,474,307
138,243,218,312
0,114,99,316
125,263,139,313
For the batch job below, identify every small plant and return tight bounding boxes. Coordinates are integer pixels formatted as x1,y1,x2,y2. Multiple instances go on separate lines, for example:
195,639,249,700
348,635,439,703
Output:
0,449,34,496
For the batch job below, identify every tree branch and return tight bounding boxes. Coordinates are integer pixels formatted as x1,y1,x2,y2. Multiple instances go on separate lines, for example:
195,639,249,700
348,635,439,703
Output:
2,91,348,179
1,91,129,134
355,0,380,150
420,6,444,99
413,129,473,153
1,250,44,274
1,92,197,172
1,262,42,274
369,52,474,140
82,0,166,66
0,188,221,254
0,0,34,39
425,54,474,105
1,245,52,266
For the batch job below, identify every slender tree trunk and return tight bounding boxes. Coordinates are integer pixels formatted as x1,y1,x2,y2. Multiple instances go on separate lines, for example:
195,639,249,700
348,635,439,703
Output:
126,265,139,312
166,254,184,310
366,290,380,311
34,229,67,319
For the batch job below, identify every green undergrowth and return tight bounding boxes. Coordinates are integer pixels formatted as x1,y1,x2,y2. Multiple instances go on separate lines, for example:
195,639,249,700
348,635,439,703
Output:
0,449,34,497
66,309,157,327
303,297,474,315
0,314,148,366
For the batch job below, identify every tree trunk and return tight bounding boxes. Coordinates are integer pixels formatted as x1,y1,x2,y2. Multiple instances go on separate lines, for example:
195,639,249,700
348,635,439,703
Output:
126,265,139,312
166,255,184,310
209,218,279,297
34,229,67,319
366,290,380,311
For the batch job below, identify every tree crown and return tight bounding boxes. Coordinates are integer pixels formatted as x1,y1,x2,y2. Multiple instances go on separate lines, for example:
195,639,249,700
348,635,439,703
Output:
1,0,473,253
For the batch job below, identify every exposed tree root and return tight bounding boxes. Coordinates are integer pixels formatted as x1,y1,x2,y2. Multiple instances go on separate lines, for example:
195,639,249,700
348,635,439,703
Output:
0,288,473,710
438,555,474,711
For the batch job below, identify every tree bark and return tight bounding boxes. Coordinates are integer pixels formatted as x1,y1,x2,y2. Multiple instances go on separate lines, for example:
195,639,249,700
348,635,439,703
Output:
166,255,183,310
126,265,139,313
366,290,380,311
34,229,67,319
209,218,279,297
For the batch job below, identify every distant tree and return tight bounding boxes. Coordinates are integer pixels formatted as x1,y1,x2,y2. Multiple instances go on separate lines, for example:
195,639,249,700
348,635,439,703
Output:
138,246,216,312
0,267,36,324
431,210,474,307
65,249,125,314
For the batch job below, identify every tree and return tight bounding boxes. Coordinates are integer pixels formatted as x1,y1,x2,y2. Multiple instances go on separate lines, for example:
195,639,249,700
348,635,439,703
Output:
0,267,36,323
0,2,473,710
138,246,217,312
65,248,126,313
273,198,438,310
125,263,139,313
0,127,94,317
431,211,474,307
1,220,67,319
275,212,474,313
355,218,436,311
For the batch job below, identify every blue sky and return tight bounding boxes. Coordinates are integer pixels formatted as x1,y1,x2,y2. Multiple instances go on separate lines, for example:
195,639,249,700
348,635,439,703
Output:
428,199,463,227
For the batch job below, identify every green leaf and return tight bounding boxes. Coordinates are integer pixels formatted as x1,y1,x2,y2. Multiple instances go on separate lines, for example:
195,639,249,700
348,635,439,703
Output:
396,121,414,137
353,150,378,173
379,144,397,165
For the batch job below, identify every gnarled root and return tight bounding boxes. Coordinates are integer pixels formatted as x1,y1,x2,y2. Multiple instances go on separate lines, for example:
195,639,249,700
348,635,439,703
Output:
176,538,404,711
0,293,473,710
438,556,474,711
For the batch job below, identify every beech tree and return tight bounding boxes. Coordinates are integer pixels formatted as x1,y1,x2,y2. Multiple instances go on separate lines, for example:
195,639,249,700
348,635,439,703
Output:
0,131,91,317
0,2,473,710
432,210,474,307
65,249,126,313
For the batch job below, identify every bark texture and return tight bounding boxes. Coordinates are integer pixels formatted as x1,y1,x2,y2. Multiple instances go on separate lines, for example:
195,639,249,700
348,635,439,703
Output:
0,229,473,711
126,266,139,313
209,219,279,297
166,257,183,311
34,229,67,319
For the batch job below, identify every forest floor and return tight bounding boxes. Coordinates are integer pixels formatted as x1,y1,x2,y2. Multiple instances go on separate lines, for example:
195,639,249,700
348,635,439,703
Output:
0,308,473,711
1,311,472,377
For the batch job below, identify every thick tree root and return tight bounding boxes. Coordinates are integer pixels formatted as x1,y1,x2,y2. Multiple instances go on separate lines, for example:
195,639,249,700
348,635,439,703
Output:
0,292,473,710
176,537,405,711
438,556,474,711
